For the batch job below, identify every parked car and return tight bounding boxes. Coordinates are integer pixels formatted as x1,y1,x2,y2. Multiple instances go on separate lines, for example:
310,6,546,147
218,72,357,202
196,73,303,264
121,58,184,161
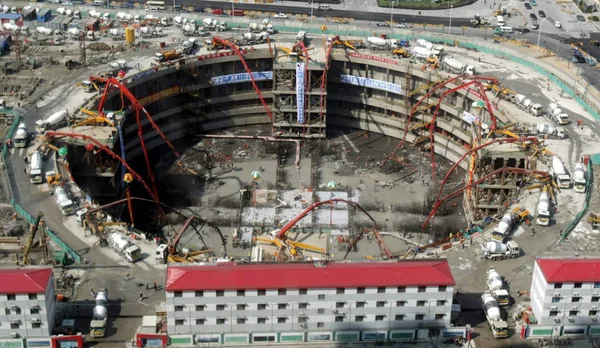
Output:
376,22,390,27
570,55,586,63
530,13,538,20
62,1,74,5
555,21,561,28
273,12,288,18
577,14,586,22
396,23,412,28
524,3,532,9
530,0,538,5
538,10,546,17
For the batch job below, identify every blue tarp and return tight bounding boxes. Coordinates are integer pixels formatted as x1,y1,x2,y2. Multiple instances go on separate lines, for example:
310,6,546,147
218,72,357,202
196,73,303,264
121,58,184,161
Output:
0,13,22,21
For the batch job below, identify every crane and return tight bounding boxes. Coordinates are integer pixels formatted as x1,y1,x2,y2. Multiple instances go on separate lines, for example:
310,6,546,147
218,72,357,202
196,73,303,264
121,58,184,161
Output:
22,212,44,265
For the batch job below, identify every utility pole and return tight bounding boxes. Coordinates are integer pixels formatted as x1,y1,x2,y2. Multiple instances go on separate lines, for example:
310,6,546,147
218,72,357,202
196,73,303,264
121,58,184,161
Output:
79,31,87,67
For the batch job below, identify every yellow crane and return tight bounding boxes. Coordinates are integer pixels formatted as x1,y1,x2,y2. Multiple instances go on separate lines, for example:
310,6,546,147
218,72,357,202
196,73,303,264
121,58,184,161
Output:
72,117,115,128
23,212,44,265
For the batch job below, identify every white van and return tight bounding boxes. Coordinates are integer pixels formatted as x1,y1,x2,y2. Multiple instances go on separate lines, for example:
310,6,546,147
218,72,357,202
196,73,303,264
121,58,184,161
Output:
315,4,331,10
496,15,505,26
499,26,513,33
92,0,104,6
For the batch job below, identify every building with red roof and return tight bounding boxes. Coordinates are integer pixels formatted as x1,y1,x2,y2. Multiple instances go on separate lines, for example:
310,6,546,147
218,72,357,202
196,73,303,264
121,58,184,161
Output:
0,267,56,339
165,260,457,344
531,258,600,330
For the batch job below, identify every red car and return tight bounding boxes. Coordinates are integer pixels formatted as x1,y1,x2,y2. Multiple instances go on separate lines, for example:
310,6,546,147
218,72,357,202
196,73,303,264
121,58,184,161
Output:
211,8,224,15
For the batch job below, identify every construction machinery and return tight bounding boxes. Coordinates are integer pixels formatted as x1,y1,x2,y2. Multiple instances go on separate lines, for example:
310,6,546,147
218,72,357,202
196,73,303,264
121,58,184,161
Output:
393,48,410,57
22,212,44,265
535,189,552,226
90,289,108,337
156,216,215,263
326,36,362,51
72,117,115,128
154,50,182,63
482,292,508,338
482,241,521,261
487,267,510,305
471,14,490,26
573,162,587,193
588,213,600,231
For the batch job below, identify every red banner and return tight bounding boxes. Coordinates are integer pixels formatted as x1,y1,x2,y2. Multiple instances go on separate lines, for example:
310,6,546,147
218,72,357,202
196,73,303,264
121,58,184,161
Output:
197,49,248,61
348,53,398,65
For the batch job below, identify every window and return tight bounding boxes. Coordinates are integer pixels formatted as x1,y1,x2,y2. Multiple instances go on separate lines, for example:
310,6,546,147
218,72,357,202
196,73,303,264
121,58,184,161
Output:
355,315,365,322
396,301,406,307
299,288,307,295
278,289,286,295
217,318,226,325
195,291,203,297
258,289,266,296
337,288,345,294
415,314,425,320
549,310,559,317
437,300,446,306
335,316,344,322
299,303,308,309
375,315,385,321
298,317,307,323
175,319,184,326
28,294,37,300
417,300,426,307
318,294,325,300
357,302,365,308
595,282,600,289
14,308,21,315
397,286,406,293
435,314,445,320
376,301,386,308
237,304,245,311
572,296,581,302
174,291,182,298
278,303,287,310
552,297,561,303
195,305,205,311
258,317,267,324
569,310,578,316
336,302,345,308
196,319,205,325
590,310,598,316
357,287,365,294
216,290,224,297
317,322,324,328
318,308,325,314
237,318,246,324
30,307,39,314
4,309,8,315
175,305,184,312
395,314,404,321
216,305,225,311
377,287,385,294
554,283,563,289
237,290,245,296
418,286,426,293
258,304,267,310
574,282,583,288
7,294,15,300
593,296,600,302
32,322,41,329
438,286,447,292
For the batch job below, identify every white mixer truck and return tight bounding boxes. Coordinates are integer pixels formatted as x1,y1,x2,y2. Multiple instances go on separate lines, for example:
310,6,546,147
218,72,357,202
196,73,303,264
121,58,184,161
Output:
90,289,108,337
535,190,551,226
441,57,475,75
29,151,43,184
365,37,400,50
482,241,520,261
534,124,565,139
35,109,68,133
552,156,571,189
109,232,141,262
13,123,28,148
491,212,514,242
515,94,543,116
547,103,570,125
412,46,433,59
54,186,76,216
486,267,510,306
573,162,587,193
416,39,443,56
482,292,508,338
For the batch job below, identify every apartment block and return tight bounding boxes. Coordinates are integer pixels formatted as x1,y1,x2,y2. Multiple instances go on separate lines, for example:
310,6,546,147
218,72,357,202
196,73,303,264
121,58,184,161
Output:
165,261,455,344
0,267,56,339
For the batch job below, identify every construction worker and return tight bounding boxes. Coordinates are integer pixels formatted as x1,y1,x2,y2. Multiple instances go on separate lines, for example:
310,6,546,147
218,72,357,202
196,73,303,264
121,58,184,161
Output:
154,282,158,291
90,288,95,298
139,292,143,302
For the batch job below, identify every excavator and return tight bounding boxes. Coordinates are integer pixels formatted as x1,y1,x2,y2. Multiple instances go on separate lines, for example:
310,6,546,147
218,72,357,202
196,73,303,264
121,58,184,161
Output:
327,36,362,51
588,213,600,230
483,82,517,102
22,212,44,265
392,48,410,58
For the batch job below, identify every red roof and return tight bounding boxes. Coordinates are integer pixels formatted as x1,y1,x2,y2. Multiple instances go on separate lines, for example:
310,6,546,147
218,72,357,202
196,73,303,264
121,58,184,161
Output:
166,261,455,291
537,258,600,283
0,268,53,294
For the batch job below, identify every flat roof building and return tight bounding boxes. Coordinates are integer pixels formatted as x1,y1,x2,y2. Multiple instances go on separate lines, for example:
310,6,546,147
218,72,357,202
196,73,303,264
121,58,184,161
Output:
166,260,456,344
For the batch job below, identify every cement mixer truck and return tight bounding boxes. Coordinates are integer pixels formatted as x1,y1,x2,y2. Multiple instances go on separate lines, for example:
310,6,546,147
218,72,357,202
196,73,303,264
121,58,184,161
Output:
573,162,587,193
481,292,508,338
13,123,28,148
29,151,43,184
54,186,75,216
109,232,141,262
491,212,514,242
515,94,543,116
90,290,108,337
109,28,124,40
416,39,443,56
547,103,570,125
552,156,571,189
365,36,400,50
535,190,551,226
35,109,68,133
482,241,520,261
239,32,268,45
412,46,433,59
486,267,510,306
441,57,475,75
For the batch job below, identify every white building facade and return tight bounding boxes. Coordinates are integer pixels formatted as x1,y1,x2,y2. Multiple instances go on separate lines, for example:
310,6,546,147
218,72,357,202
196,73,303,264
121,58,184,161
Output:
166,261,456,344
530,258,600,336
0,267,56,339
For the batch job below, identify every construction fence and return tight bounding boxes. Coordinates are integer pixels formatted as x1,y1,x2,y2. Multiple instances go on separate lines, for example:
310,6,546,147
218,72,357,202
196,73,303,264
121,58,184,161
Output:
1,111,82,264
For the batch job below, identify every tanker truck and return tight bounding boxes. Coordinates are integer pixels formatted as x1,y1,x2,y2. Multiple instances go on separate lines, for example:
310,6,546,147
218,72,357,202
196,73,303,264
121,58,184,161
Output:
491,212,514,242
573,162,587,193
536,190,551,226
90,290,108,337
481,292,508,338
481,241,520,261
441,57,475,75
547,103,570,125
109,232,141,262
552,156,571,189
365,36,400,50
13,123,28,148
35,109,68,133
54,186,75,216
486,267,510,306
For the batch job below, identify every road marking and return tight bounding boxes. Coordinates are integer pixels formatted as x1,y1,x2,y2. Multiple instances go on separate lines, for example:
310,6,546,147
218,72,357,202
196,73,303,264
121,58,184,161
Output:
18,148,24,157
343,133,360,153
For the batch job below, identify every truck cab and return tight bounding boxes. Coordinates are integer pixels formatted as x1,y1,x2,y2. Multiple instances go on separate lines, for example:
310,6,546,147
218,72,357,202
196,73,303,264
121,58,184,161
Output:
13,123,28,148
295,31,306,44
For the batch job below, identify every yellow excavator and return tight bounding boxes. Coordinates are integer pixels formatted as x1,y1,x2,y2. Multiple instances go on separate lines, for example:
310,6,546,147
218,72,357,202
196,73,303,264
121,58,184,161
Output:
588,213,600,230
392,48,410,58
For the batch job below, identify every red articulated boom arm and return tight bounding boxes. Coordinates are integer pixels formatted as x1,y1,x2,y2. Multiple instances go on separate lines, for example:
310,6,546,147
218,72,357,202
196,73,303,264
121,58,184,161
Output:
276,198,378,240
212,36,273,121
169,215,196,255
44,131,158,201
319,35,338,126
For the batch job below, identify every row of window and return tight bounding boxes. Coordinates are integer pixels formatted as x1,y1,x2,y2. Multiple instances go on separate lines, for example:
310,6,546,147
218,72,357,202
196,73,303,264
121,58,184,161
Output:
549,309,598,317
175,300,447,312
4,322,42,329
551,295,600,303
2,294,39,300
174,313,446,326
3,307,41,315
554,282,600,289
173,286,449,298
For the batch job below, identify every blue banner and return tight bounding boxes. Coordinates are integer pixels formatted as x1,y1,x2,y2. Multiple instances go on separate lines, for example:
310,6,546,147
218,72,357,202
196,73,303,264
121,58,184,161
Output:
211,71,273,86
340,74,402,94
296,63,305,124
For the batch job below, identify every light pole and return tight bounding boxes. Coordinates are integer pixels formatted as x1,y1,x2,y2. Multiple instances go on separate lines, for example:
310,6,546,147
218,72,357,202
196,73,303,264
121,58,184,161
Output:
231,0,234,18
536,17,547,50
310,0,314,24
448,5,453,34
390,0,395,25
